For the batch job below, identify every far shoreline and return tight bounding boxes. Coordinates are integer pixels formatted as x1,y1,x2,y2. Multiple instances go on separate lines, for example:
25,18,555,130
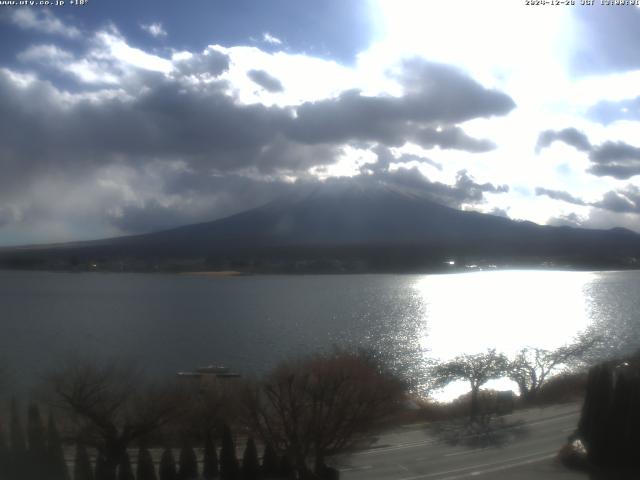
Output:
179,270,247,277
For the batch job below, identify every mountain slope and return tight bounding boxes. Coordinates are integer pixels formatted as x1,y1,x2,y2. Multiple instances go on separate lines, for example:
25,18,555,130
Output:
2,182,640,272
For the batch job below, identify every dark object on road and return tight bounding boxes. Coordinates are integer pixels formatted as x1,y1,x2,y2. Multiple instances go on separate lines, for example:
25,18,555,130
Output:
557,440,588,471
574,351,640,474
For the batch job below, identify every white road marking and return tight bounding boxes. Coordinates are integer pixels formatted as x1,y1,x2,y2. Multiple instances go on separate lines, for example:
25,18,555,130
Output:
396,450,556,480
444,448,487,458
353,439,439,456
438,453,555,480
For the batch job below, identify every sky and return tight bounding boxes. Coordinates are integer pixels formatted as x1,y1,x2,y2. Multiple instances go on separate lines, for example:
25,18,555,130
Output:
1,0,640,246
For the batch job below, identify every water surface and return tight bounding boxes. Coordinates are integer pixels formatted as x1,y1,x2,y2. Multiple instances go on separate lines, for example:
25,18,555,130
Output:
2,269,639,397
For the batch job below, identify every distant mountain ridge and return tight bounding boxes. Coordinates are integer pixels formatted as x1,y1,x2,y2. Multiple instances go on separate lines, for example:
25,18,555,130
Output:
2,182,640,272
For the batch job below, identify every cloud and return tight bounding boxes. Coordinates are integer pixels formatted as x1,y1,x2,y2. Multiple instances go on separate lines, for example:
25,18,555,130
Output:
536,128,640,180
535,128,592,154
8,9,80,38
587,96,640,125
537,183,640,218
547,212,584,228
535,187,587,206
571,5,640,75
141,22,167,38
359,146,441,175
289,60,514,147
488,207,509,219
410,126,495,153
592,186,640,214
359,149,508,209
0,33,517,241
262,32,283,45
588,141,640,180
173,47,230,77
247,69,284,92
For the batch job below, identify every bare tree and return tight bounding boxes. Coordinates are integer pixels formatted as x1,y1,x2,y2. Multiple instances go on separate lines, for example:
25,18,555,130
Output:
507,335,600,403
243,349,405,478
46,360,185,480
431,349,508,421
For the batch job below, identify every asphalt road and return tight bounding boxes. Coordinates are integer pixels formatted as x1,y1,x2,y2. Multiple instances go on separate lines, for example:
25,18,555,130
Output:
337,403,588,480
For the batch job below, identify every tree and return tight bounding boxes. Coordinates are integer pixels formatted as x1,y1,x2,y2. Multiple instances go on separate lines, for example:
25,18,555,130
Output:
220,425,239,480
9,398,26,479
431,349,508,421
159,448,178,480
47,412,70,480
74,442,94,480
244,349,405,476
136,446,157,480
10,398,26,456
117,452,135,480
508,337,599,403
202,434,218,480
27,404,46,462
178,443,198,480
26,404,47,479
261,444,278,478
241,437,259,480
0,421,9,480
47,360,184,480
95,453,109,480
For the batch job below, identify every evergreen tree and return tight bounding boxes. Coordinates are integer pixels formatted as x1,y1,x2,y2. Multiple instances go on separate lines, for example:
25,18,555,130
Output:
74,442,94,480
117,451,135,480
27,404,47,480
136,446,157,480
10,398,26,456
94,453,110,480
9,398,26,480
278,455,293,480
159,448,178,480
260,444,278,478
178,443,198,480
0,421,9,480
241,438,259,480
202,434,218,480
47,413,70,480
220,425,239,480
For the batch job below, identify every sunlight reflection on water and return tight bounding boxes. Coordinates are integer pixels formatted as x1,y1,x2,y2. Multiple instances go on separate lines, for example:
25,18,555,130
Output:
412,270,596,401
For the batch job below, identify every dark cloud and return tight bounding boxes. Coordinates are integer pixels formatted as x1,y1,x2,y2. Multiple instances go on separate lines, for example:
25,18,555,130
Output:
0,46,517,241
365,167,508,209
535,187,587,206
587,96,640,125
410,126,495,153
173,48,230,77
359,146,441,176
535,128,592,154
0,56,512,196
535,128,640,180
592,187,640,214
588,141,640,180
247,69,284,92
289,60,514,146
536,183,640,218
571,5,640,75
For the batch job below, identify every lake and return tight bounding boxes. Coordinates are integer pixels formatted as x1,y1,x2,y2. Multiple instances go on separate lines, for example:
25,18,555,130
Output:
1,269,639,399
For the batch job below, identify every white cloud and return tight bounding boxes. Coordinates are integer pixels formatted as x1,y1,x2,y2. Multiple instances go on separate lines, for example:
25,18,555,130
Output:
94,28,173,74
141,22,167,38
9,9,80,38
262,32,283,45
